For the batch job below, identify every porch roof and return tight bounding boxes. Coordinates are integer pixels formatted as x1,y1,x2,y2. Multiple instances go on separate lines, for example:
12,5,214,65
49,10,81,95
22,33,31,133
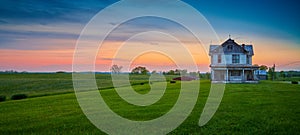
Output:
210,64,259,70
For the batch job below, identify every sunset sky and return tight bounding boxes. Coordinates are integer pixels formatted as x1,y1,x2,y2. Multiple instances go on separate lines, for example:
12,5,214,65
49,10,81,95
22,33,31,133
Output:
0,0,299,72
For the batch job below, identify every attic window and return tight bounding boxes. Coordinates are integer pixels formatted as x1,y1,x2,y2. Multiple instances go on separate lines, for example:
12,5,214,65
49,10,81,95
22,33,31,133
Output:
227,45,233,51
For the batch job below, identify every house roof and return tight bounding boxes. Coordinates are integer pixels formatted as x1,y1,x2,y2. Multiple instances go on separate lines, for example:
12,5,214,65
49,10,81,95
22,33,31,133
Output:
209,38,254,56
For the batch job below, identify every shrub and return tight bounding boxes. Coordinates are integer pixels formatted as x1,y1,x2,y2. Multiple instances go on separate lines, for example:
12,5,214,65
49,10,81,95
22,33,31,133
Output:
140,83,144,85
291,81,298,84
0,95,6,102
11,94,28,100
170,80,176,83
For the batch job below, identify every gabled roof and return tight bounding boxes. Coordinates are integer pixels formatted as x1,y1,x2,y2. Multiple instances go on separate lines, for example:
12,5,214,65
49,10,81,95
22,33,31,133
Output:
221,38,239,47
209,38,254,56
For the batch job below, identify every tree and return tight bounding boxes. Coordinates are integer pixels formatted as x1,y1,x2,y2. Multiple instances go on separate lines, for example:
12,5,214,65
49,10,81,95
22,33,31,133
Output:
205,72,211,79
174,69,188,75
189,72,198,77
167,69,188,75
110,65,123,74
180,69,188,75
174,69,180,75
167,70,175,75
131,66,149,74
259,65,268,70
268,64,276,80
151,70,157,74
280,71,285,79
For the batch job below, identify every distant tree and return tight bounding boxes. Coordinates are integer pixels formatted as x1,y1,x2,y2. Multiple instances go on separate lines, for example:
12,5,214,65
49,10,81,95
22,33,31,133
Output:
166,69,189,75
56,71,66,73
268,64,276,80
180,69,188,75
110,65,123,74
189,72,198,77
280,71,285,79
167,70,175,75
151,70,157,74
259,65,268,70
206,72,211,80
174,69,180,75
131,66,149,75
5,70,17,73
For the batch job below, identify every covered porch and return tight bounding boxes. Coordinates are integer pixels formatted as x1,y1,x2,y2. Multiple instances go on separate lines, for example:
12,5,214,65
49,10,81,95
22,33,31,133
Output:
211,66,259,83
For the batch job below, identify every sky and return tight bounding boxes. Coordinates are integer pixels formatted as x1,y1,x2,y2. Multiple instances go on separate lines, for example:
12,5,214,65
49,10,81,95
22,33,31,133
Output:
0,0,299,72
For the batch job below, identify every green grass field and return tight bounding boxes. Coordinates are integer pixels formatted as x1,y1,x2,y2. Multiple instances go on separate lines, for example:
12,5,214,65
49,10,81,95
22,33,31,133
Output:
0,73,299,134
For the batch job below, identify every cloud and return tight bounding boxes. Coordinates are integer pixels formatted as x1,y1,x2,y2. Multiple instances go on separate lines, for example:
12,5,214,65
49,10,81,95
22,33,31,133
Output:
0,0,119,50
104,16,199,44
0,0,117,25
99,57,130,62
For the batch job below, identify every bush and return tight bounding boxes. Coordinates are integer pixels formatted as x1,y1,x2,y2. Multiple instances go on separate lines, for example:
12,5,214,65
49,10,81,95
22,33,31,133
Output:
170,80,176,83
11,94,28,100
291,81,298,84
0,95,6,102
140,83,144,85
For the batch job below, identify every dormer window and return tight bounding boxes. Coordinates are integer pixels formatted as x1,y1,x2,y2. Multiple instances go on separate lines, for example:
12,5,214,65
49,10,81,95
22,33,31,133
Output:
227,45,233,51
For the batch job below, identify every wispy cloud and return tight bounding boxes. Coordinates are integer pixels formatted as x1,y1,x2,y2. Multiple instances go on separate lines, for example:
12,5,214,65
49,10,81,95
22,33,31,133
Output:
0,0,116,25
0,0,117,50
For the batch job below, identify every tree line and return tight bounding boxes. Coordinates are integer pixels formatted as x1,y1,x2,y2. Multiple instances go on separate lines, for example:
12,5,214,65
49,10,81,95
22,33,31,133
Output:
110,64,203,76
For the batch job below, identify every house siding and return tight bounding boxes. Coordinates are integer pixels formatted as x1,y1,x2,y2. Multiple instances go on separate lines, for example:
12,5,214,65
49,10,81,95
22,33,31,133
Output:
212,54,251,65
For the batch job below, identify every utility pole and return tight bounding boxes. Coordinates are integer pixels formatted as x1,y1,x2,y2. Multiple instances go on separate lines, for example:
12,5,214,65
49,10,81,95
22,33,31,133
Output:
272,64,276,80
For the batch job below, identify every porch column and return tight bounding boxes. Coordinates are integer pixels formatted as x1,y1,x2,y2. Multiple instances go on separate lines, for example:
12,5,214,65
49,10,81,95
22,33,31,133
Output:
211,70,214,80
252,69,256,80
226,69,228,81
242,69,245,81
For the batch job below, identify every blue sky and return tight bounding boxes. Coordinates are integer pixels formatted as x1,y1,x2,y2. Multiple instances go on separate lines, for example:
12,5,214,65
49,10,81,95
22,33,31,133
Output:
1,0,299,47
188,0,300,43
0,0,299,71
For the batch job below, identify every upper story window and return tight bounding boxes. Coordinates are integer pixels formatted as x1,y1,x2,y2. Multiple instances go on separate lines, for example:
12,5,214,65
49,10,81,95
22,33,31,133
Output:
227,45,233,51
232,54,240,64
218,55,222,63
246,55,250,64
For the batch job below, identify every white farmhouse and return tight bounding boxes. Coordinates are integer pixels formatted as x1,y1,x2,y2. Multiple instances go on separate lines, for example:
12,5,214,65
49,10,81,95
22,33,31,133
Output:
209,38,259,83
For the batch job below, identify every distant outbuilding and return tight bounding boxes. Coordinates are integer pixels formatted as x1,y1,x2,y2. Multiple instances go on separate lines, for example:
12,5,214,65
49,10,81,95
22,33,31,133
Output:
172,76,199,81
255,70,268,80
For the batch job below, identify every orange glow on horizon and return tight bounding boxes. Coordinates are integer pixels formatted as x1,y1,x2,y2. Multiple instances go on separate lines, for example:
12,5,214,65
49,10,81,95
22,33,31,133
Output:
130,52,177,70
251,40,300,69
0,49,74,71
1,37,299,72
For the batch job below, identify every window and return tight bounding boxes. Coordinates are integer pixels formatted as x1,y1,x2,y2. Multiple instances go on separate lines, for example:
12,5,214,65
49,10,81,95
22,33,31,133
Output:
246,55,250,64
218,55,222,63
231,71,241,76
227,45,233,51
232,54,240,64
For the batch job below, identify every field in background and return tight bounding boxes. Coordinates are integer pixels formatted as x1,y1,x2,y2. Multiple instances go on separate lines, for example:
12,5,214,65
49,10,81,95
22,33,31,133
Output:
0,73,299,134
0,73,177,98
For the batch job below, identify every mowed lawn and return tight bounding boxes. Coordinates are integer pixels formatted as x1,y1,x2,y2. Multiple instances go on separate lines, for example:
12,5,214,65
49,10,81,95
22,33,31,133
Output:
0,73,299,134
